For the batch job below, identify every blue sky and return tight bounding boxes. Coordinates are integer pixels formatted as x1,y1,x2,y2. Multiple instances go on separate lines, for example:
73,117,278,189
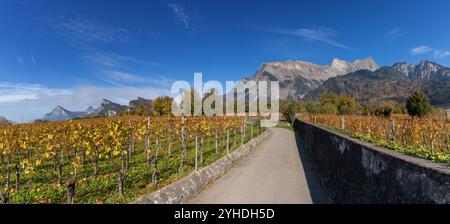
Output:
1,0,450,122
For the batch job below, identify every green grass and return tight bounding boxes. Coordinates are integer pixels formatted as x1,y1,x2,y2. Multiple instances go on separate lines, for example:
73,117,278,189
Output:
276,122,294,132
0,125,264,204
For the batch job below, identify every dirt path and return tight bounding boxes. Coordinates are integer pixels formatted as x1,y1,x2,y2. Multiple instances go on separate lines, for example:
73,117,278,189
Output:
188,128,331,204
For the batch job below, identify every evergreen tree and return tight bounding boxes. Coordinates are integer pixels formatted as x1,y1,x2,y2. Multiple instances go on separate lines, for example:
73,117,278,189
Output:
406,91,432,117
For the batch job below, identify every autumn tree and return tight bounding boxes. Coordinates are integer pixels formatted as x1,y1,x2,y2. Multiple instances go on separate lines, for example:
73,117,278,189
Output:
318,92,339,115
152,96,173,116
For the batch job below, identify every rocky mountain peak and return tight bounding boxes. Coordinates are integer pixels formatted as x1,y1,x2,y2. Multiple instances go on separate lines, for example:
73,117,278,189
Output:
419,59,433,65
93,99,127,116
52,106,69,115
261,60,318,71
329,57,379,72
353,57,379,71
101,99,114,105
391,60,450,80
85,106,96,115
43,106,84,121
417,60,440,71
330,58,350,70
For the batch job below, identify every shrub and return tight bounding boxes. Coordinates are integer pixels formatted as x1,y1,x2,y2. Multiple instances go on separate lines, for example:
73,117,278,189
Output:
318,103,338,115
374,103,394,117
300,100,319,114
285,101,300,123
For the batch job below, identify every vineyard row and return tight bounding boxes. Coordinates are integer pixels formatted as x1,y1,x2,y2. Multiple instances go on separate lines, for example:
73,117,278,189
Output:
0,116,264,204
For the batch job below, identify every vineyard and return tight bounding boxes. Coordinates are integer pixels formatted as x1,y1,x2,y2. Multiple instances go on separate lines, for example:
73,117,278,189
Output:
0,116,264,204
298,115,450,164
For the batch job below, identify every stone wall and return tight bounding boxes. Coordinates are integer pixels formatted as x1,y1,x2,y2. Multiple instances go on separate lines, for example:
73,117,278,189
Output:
132,129,272,204
294,120,450,204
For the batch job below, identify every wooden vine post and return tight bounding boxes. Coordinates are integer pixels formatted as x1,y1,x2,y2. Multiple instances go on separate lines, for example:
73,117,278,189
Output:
179,116,187,174
152,139,159,186
340,116,345,130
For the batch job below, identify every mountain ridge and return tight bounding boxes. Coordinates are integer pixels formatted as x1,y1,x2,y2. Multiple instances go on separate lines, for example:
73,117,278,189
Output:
91,99,128,117
305,61,450,105
43,106,85,121
249,57,379,100
42,98,130,121
391,60,450,80
0,115,11,124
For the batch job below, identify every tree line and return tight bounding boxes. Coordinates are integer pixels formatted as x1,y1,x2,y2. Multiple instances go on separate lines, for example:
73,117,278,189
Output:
281,91,441,123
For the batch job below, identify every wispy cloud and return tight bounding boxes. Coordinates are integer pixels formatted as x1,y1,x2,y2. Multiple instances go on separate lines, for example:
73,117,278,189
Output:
15,52,24,65
434,50,450,59
163,0,201,30
259,27,355,50
410,45,433,55
104,70,175,88
107,71,146,83
84,51,159,68
83,51,170,88
386,28,405,41
410,45,450,59
49,16,130,43
0,82,72,104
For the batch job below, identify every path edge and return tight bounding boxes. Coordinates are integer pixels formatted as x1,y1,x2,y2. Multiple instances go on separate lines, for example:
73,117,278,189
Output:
131,129,272,204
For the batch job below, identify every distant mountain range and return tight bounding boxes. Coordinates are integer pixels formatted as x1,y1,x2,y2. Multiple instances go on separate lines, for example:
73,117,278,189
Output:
42,98,150,121
249,58,450,105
